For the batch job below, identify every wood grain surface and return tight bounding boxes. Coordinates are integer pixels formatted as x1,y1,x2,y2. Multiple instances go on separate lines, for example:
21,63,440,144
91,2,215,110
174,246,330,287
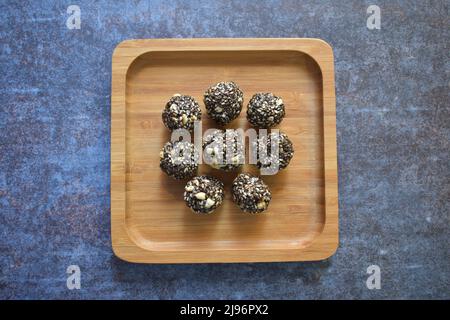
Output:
111,38,338,263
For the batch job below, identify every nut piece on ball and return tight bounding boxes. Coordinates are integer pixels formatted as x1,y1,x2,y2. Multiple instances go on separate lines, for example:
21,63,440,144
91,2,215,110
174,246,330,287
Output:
246,93,285,128
203,129,245,171
184,176,225,214
204,81,244,126
252,131,294,174
159,140,199,180
162,94,202,131
232,173,272,213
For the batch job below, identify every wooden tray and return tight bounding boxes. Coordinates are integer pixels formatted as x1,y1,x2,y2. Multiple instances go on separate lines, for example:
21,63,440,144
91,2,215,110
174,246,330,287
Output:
111,38,338,263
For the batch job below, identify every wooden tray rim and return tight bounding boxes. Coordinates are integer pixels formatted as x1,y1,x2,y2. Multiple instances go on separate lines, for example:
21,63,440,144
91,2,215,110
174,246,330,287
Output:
111,38,338,263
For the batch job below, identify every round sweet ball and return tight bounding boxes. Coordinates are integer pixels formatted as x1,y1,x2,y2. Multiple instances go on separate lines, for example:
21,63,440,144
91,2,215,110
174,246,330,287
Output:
159,140,199,180
184,176,225,214
203,129,245,171
162,94,201,131
204,81,244,126
232,173,272,213
253,131,294,173
246,93,285,128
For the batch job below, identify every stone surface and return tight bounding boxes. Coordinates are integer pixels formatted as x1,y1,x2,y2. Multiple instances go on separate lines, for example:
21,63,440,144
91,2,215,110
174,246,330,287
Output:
0,0,449,299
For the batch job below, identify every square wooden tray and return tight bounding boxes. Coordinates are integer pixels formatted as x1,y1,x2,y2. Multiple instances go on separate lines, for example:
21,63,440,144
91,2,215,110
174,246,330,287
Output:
111,38,338,263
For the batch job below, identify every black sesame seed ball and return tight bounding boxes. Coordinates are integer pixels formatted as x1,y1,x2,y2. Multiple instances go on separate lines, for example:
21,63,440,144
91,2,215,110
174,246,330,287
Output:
184,176,225,214
203,129,245,171
159,140,199,180
246,93,285,128
162,94,202,131
253,131,294,173
204,81,244,126
231,173,272,213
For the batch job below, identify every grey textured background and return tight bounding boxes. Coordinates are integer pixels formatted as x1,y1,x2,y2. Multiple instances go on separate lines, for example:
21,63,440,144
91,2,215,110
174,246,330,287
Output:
0,0,449,299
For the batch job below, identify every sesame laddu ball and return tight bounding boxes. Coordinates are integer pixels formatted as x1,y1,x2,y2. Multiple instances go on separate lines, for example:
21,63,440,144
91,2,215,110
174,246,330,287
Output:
231,173,272,213
202,129,245,171
162,94,202,131
184,176,225,214
246,93,285,128
204,81,244,126
253,131,294,173
159,140,199,180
